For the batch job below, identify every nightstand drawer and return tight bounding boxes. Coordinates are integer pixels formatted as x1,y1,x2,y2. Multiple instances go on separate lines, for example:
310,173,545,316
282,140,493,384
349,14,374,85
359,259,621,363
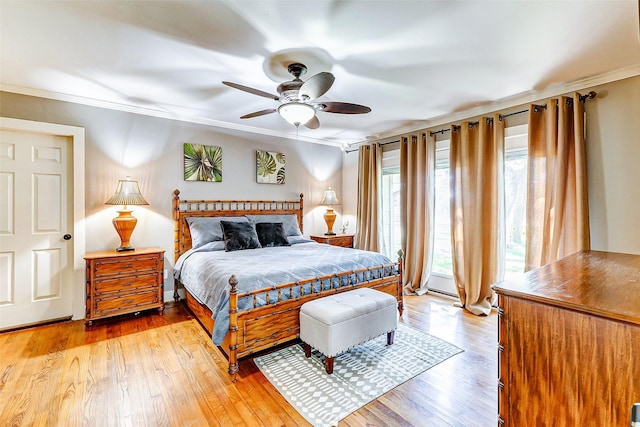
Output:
94,289,160,315
94,272,159,294
310,234,354,248
326,235,353,247
93,255,160,278
84,247,165,325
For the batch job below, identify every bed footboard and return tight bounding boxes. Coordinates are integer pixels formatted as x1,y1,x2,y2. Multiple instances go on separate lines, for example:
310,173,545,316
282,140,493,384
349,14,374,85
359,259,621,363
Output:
226,260,403,381
179,258,403,381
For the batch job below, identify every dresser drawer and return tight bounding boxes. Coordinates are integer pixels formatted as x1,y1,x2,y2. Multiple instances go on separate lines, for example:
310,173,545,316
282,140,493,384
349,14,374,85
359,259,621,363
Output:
94,289,160,315
498,381,506,426
94,272,159,294
93,255,160,278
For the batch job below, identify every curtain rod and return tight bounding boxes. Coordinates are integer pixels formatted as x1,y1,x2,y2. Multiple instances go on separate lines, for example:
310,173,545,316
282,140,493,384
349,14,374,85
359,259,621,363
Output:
345,139,399,154
426,91,598,136
345,91,597,153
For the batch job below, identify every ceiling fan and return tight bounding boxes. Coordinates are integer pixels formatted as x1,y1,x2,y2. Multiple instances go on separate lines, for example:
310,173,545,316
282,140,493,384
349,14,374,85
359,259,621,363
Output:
222,63,371,129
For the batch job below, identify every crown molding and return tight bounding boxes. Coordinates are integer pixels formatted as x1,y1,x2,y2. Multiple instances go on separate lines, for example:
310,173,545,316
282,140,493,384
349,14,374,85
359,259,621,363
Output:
0,83,345,148
358,64,640,147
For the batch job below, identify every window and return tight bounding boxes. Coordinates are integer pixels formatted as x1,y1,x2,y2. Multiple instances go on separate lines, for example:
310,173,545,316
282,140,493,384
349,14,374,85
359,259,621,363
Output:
432,157,452,276
381,151,401,260
379,124,528,290
433,126,529,278
503,130,528,273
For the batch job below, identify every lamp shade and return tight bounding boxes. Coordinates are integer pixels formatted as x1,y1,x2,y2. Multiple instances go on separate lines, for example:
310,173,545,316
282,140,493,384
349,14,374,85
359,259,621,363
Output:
320,187,339,206
105,177,149,207
278,102,316,126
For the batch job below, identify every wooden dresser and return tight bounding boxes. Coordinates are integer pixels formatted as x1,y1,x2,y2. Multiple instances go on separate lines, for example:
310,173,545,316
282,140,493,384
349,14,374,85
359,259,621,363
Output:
84,246,165,325
310,234,354,248
493,250,640,426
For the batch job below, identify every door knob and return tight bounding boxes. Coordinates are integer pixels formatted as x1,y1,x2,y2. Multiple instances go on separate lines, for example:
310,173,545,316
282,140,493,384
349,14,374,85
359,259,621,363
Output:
63,234,72,240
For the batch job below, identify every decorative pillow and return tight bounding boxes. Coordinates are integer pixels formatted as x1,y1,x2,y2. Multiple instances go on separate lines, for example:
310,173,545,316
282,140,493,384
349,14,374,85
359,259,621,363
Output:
219,220,262,252
186,216,249,248
245,214,303,237
255,222,290,248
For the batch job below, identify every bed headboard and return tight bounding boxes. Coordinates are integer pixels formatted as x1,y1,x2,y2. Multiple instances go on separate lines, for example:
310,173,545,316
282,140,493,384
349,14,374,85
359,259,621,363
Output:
172,189,304,262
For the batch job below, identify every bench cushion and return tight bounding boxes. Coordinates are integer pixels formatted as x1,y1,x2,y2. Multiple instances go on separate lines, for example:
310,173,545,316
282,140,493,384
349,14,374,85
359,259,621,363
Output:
301,287,396,324
300,288,398,358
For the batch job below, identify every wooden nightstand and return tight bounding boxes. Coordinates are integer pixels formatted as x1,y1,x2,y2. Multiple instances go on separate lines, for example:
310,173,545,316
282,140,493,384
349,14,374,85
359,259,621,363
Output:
84,246,165,325
310,234,354,248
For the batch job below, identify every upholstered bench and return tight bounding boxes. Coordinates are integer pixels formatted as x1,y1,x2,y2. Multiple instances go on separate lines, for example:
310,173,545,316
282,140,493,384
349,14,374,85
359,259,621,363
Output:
299,287,398,374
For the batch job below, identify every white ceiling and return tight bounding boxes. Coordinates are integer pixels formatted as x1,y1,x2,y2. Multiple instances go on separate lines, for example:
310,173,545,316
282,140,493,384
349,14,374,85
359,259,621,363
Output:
2,0,640,148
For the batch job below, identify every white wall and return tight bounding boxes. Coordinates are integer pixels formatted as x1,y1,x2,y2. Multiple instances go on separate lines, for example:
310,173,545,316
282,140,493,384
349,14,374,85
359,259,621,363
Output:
342,75,640,256
0,91,344,296
584,75,640,254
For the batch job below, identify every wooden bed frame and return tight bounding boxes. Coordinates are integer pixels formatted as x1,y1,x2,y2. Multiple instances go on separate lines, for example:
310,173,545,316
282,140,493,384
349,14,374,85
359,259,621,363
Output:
172,189,403,381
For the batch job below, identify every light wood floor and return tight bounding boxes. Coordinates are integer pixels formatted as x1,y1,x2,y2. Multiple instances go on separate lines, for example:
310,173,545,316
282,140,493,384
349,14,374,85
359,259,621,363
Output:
0,294,497,426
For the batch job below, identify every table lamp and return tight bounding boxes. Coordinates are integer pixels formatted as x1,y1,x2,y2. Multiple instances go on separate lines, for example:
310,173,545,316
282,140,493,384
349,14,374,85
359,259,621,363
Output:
320,187,339,235
105,177,149,251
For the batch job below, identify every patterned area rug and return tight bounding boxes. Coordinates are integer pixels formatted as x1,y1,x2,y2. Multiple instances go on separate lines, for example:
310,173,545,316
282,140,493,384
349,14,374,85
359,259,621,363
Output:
253,323,463,427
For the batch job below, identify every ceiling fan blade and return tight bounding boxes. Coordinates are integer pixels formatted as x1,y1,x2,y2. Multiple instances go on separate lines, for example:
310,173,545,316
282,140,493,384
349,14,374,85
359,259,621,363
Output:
222,81,279,101
240,109,277,119
304,116,320,129
299,72,335,101
320,102,371,114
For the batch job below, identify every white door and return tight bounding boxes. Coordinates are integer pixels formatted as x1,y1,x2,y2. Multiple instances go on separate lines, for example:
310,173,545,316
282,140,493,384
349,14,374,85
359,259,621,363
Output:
0,128,74,330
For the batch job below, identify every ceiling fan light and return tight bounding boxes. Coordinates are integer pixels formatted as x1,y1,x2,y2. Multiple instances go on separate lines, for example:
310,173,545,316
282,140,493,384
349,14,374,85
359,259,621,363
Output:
278,102,316,126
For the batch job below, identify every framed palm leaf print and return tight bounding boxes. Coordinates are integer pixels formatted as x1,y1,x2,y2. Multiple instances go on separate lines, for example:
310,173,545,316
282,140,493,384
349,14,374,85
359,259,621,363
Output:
256,150,285,184
184,143,222,182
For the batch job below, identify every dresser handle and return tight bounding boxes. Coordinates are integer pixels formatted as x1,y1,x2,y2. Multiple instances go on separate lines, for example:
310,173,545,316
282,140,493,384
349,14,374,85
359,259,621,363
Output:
497,307,504,317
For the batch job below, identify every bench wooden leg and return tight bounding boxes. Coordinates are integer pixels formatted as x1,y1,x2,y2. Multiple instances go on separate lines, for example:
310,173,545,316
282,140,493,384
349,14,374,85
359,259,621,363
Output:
303,343,311,358
324,356,334,374
387,330,395,345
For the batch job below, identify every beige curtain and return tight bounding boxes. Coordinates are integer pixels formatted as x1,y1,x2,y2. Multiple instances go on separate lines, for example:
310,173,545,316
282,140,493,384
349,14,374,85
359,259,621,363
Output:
400,133,436,295
355,143,382,252
525,93,590,270
450,115,505,315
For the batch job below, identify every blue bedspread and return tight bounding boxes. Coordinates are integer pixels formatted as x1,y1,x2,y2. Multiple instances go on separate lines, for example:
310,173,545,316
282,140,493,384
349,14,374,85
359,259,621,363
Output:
174,240,394,345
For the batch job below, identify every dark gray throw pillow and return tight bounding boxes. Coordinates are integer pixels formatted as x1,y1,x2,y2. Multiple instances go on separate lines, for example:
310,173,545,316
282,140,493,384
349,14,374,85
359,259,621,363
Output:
255,222,290,248
186,216,249,248
245,214,303,237
219,220,261,252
